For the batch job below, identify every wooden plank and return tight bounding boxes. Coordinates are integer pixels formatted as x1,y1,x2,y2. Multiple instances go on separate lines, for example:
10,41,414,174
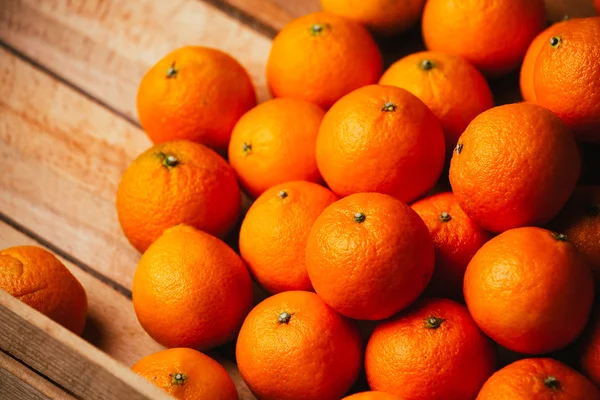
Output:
219,0,320,31
0,351,76,400
0,289,175,400
0,221,256,399
0,221,163,366
0,0,272,122
0,47,148,291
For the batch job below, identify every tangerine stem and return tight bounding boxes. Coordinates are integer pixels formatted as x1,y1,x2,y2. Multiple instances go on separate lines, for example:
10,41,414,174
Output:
278,311,292,324
440,211,451,222
354,212,366,223
171,373,186,385
544,376,560,391
425,316,445,329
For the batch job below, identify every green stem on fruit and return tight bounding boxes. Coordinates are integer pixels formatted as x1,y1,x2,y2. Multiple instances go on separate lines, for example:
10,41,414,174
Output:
424,316,445,329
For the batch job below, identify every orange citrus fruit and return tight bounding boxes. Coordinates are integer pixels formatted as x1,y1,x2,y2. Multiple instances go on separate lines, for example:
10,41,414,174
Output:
412,192,491,300
422,0,546,77
131,348,237,400
236,291,362,400
116,140,241,253
239,181,338,294
320,0,426,36
0,246,87,335
580,305,600,387
464,227,594,354
549,185,600,286
228,98,325,198
533,16,600,142
366,298,497,399
449,103,580,233
132,225,253,350
380,51,493,150
316,84,445,203
476,358,600,399
267,12,382,109
306,192,434,320
342,392,403,400
136,46,256,152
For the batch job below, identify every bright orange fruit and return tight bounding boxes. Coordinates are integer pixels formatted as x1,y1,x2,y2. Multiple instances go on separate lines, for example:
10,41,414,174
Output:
131,348,237,400
549,185,600,286
476,358,600,399
306,192,434,320
342,392,403,400
366,298,497,399
320,0,426,36
533,16,600,142
316,84,445,203
412,192,491,300
0,246,87,335
380,51,493,150
520,24,555,102
136,46,256,152
580,306,600,387
236,291,362,400
449,103,580,233
239,181,338,294
228,98,325,198
116,140,241,253
267,12,382,109
132,225,253,350
422,0,546,77
464,227,594,355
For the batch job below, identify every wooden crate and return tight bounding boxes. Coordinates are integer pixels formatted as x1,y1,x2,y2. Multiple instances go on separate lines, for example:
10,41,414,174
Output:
0,0,596,399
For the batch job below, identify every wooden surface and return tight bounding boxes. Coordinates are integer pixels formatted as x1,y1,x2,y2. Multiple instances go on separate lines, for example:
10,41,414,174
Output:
0,0,596,399
0,290,174,400
0,351,75,400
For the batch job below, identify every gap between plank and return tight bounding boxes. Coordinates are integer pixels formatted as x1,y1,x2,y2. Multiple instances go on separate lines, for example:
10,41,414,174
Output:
0,41,141,130
199,0,278,38
0,349,79,400
0,213,133,299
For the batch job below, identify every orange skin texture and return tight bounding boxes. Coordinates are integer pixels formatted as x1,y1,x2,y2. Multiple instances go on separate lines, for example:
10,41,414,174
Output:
306,192,434,320
342,392,403,400
320,0,426,37
533,17,600,142
365,298,497,400
236,291,362,400
549,185,600,286
580,307,600,387
266,12,383,109
449,103,580,233
422,0,546,77
464,227,595,355
316,84,445,203
380,51,494,150
131,348,237,400
136,46,256,152
239,181,338,294
0,246,87,335
476,358,600,399
520,25,553,103
228,98,325,198
116,140,241,253
412,192,491,300
132,225,253,350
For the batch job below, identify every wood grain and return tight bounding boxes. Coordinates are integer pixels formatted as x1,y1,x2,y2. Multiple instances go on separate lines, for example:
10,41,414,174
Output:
0,289,175,400
0,221,256,399
0,47,148,290
0,0,272,121
0,351,75,400
220,0,320,31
